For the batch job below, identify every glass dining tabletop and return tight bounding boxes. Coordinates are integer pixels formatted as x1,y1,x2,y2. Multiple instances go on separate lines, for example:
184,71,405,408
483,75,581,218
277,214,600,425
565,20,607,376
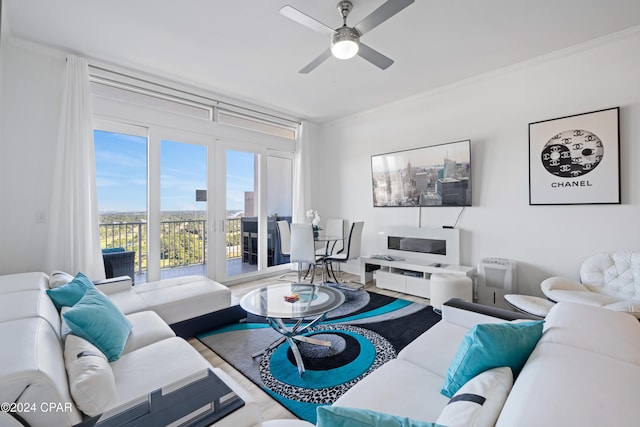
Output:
240,283,345,319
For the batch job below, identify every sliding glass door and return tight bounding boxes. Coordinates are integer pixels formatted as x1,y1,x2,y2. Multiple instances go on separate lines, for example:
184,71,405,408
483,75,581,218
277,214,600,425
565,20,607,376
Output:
159,139,208,279
214,144,293,282
225,149,258,278
94,124,148,284
95,124,293,284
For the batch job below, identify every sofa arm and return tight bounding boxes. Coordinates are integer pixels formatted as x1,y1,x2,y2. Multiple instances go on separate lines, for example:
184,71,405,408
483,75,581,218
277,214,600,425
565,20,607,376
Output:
93,276,132,294
442,298,538,329
79,369,245,427
540,277,588,301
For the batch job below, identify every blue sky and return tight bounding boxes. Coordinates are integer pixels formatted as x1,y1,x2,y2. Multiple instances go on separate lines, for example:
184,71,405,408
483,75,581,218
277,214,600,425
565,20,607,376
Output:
95,130,254,212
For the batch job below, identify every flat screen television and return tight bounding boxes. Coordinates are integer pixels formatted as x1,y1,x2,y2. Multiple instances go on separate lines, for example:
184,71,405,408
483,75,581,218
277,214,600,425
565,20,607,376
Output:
371,140,472,207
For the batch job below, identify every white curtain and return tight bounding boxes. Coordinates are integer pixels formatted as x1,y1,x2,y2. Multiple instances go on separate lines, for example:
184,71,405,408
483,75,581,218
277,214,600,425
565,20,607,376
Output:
292,121,312,223
291,121,314,272
46,55,105,280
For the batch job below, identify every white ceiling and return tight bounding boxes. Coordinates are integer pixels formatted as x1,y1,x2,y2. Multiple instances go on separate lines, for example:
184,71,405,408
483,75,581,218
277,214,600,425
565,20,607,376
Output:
5,0,640,123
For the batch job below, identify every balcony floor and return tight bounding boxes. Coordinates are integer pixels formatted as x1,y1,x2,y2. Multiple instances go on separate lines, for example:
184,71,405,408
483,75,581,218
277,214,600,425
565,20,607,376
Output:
134,258,258,284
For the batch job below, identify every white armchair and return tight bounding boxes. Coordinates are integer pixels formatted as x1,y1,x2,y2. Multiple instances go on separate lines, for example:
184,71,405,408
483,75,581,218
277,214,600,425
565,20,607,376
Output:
541,251,640,318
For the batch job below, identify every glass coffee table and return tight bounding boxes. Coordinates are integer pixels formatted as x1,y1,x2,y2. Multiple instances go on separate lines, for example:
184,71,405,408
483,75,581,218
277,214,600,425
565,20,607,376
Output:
240,283,345,376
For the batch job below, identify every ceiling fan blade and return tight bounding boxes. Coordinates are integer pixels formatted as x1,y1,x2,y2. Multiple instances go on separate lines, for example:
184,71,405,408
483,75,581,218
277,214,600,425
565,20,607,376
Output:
279,5,335,35
354,0,415,35
299,48,333,74
358,43,394,70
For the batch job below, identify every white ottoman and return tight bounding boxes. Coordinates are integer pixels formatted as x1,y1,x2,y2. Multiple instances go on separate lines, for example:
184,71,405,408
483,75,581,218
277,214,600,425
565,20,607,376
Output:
430,273,473,313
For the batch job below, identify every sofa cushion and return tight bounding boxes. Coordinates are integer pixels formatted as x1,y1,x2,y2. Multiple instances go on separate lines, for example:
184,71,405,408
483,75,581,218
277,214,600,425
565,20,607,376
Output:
0,290,61,338
496,342,640,427
334,359,449,422
398,321,470,378
133,276,231,324
46,272,94,310
105,288,149,315
122,311,176,354
316,406,441,427
63,287,132,362
441,320,543,397
436,367,513,427
541,301,640,364
0,272,49,294
108,336,214,408
64,334,116,416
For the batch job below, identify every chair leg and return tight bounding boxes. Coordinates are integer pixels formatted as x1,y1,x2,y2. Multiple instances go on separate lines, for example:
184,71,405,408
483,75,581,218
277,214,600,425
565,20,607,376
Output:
309,264,316,284
325,261,340,283
333,262,343,283
303,264,312,280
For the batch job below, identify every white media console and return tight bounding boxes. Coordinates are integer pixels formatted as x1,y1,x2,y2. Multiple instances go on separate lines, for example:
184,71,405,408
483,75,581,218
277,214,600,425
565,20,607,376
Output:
360,226,476,299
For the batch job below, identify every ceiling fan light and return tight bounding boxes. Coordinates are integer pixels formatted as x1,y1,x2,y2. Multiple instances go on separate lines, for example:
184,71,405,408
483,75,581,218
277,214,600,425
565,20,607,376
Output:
331,27,360,60
332,39,359,59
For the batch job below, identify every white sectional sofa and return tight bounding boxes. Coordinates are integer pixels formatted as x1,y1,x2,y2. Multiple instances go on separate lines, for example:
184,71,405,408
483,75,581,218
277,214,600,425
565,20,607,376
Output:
0,272,261,427
286,298,640,426
60,272,246,337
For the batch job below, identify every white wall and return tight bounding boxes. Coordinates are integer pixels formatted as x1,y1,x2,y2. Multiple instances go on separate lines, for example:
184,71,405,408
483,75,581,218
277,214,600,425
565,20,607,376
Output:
312,30,640,297
0,0,8,244
0,41,65,274
1,30,639,290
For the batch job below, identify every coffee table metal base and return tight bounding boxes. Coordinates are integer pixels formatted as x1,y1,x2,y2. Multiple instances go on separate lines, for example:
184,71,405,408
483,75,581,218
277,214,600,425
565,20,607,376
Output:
252,313,330,376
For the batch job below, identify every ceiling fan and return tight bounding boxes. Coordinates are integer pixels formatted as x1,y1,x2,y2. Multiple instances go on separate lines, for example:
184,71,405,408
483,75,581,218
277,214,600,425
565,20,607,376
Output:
280,0,415,74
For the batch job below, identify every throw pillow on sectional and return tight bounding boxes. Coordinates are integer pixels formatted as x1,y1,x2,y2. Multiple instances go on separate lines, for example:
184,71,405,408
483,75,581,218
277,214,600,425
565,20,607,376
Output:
46,272,95,310
49,270,76,288
436,366,513,427
441,320,544,398
316,406,443,427
64,334,117,416
63,286,133,362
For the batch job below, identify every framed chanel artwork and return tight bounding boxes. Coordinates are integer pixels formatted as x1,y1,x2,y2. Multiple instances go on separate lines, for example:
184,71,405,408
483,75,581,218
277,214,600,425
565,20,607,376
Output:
528,107,620,205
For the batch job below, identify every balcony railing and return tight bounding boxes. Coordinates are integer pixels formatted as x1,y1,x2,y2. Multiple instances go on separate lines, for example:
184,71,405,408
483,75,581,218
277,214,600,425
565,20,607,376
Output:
100,218,242,274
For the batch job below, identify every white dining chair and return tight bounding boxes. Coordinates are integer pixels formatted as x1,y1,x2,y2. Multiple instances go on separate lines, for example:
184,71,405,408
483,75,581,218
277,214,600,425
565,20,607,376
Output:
276,220,291,258
316,218,346,257
276,220,298,281
290,223,320,283
323,221,364,285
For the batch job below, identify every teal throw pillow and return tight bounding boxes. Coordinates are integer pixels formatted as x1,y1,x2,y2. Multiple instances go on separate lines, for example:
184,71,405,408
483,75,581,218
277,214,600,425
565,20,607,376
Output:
316,406,442,427
63,287,132,362
441,320,544,398
46,272,95,310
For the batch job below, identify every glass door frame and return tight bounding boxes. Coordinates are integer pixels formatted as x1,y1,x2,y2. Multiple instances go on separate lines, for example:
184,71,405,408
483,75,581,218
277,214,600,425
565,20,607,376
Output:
148,126,215,282
93,119,150,283
214,140,294,283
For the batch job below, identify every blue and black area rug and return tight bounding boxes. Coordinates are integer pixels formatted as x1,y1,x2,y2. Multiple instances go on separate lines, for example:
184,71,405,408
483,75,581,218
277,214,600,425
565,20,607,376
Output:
197,285,441,424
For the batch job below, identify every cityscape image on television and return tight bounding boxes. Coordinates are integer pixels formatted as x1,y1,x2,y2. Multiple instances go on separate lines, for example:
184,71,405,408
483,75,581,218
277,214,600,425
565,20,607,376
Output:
371,140,472,207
